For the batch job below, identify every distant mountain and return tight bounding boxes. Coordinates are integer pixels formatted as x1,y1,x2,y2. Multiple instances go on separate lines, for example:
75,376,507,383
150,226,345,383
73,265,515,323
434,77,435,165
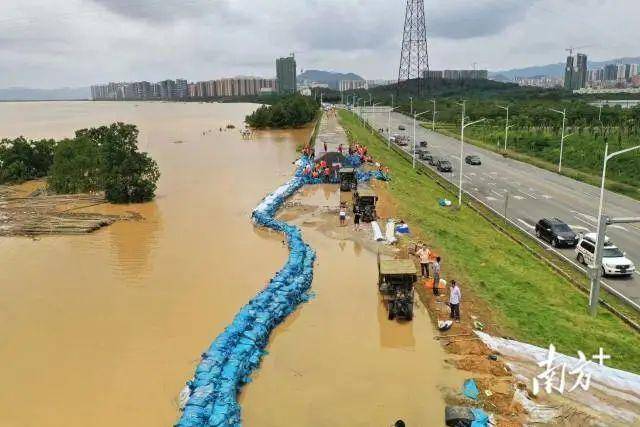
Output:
490,56,640,81
0,87,90,101
297,70,364,90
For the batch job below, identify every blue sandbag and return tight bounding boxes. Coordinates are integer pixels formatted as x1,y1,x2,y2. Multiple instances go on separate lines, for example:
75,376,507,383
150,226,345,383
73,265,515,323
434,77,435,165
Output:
463,379,480,400
176,155,317,427
471,408,490,427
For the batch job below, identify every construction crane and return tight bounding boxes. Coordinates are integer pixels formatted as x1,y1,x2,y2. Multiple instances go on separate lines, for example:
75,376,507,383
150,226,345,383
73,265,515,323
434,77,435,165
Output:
566,45,591,56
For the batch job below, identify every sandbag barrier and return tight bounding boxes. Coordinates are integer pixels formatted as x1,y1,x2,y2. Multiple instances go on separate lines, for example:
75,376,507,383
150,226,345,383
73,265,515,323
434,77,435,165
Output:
176,157,316,427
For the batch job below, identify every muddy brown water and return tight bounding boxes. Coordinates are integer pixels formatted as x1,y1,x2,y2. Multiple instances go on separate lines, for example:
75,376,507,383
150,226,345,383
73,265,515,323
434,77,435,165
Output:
0,102,462,426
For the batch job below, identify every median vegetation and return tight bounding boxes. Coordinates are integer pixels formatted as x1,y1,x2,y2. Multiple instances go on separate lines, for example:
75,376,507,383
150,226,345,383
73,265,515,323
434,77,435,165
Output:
245,94,319,129
1,123,160,203
338,108,640,372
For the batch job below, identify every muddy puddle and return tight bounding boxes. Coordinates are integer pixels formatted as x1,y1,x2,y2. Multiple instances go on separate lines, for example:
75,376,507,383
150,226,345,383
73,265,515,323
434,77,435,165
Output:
0,102,462,426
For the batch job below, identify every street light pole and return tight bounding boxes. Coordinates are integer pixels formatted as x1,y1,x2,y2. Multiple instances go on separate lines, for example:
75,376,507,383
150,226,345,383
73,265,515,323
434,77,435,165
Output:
391,94,394,110
388,106,400,149
371,102,382,134
413,110,430,168
550,108,568,173
590,143,640,316
410,96,413,116
498,105,510,151
431,99,437,131
457,100,485,206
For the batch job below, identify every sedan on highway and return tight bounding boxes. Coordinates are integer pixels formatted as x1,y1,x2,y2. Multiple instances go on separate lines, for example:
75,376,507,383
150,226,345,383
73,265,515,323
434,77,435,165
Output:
465,155,482,165
535,218,578,247
436,160,453,173
576,233,636,277
398,125,406,131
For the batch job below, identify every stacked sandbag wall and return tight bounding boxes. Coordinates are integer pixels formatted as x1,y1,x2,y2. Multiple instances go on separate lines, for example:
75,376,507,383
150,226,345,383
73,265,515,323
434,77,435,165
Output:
176,157,316,427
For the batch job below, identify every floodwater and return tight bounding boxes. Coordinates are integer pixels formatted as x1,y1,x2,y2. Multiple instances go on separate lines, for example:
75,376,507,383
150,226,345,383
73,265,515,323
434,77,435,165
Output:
0,102,461,426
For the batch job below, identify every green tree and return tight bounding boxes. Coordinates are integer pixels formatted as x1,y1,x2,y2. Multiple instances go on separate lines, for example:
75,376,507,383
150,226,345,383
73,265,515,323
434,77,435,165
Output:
48,137,101,194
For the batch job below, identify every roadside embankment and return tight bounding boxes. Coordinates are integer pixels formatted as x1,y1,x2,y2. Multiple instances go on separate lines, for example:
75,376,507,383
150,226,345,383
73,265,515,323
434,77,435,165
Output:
339,109,640,373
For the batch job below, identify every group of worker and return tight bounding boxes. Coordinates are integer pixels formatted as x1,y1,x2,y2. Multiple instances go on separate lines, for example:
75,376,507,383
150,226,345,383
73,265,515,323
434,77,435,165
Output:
416,244,461,321
302,159,339,181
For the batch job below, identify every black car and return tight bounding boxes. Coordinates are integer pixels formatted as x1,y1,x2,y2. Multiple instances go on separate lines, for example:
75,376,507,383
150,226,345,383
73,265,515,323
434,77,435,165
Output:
419,140,428,147
535,218,578,247
417,149,431,160
398,125,406,131
428,156,438,166
436,159,453,172
465,155,481,165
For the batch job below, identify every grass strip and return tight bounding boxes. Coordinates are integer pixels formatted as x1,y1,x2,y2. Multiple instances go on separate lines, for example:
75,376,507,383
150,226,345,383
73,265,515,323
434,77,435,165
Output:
340,109,640,373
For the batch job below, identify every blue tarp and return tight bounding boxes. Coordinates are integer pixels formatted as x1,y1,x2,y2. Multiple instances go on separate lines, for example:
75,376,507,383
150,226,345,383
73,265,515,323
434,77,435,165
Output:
471,408,490,427
176,156,317,427
463,379,480,400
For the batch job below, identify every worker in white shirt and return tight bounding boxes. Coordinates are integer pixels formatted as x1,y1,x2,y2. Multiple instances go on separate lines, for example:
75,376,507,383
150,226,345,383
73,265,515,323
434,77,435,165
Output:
449,280,461,321
416,244,431,278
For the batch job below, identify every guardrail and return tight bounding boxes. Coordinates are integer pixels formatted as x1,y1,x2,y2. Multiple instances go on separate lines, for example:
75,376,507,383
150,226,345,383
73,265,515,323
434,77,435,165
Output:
349,108,640,331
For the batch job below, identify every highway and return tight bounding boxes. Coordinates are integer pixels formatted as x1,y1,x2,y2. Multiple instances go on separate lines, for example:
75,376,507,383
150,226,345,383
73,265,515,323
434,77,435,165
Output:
358,108,640,307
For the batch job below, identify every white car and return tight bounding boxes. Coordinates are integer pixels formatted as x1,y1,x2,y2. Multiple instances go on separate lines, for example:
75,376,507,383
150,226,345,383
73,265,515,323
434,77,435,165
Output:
575,233,636,277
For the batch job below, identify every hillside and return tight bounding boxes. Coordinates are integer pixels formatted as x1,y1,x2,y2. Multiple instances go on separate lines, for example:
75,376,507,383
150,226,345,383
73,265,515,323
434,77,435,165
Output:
297,70,364,90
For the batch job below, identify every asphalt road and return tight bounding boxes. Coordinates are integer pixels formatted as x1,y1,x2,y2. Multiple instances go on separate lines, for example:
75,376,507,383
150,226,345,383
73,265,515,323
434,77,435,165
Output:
358,108,640,306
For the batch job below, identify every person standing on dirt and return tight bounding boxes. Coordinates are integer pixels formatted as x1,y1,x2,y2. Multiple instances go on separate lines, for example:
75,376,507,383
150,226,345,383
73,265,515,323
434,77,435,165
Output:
353,206,361,231
449,280,461,321
432,256,441,296
416,245,431,278
339,203,347,226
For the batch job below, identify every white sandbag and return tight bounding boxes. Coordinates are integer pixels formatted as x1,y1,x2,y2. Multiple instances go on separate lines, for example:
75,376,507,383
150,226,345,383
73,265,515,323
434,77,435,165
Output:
371,221,385,241
385,220,397,244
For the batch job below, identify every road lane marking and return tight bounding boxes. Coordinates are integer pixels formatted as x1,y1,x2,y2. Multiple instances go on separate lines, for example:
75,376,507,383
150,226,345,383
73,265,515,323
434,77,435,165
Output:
518,219,536,230
486,196,498,201
574,216,595,228
488,182,496,186
463,174,473,181
541,195,553,200
512,195,525,200
569,225,590,231
518,189,537,199
491,190,505,198
610,225,629,232
450,155,459,160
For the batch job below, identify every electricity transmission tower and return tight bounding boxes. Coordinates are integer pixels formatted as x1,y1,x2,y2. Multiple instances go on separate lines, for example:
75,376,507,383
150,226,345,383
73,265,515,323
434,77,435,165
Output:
397,0,429,94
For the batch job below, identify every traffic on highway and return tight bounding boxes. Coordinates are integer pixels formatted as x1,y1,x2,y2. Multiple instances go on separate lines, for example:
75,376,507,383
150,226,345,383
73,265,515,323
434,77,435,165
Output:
358,107,640,307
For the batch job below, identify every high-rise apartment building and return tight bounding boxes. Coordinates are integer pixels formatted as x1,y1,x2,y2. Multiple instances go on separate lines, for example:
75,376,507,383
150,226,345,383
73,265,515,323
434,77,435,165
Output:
276,54,297,94
564,53,587,90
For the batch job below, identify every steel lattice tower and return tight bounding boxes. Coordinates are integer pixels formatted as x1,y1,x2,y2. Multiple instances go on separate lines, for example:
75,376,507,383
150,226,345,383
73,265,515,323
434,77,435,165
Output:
397,0,429,94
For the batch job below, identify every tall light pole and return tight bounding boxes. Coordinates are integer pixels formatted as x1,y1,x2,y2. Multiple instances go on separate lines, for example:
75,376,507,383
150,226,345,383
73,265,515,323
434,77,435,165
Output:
370,102,382,134
589,143,640,316
388,106,400,148
431,99,437,131
598,104,603,122
391,94,394,110
413,110,430,168
457,100,485,205
409,96,413,116
498,105,512,151
550,108,572,173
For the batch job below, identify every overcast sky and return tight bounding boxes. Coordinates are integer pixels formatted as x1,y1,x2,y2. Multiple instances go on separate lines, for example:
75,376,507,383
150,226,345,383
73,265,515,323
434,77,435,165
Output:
1,0,638,88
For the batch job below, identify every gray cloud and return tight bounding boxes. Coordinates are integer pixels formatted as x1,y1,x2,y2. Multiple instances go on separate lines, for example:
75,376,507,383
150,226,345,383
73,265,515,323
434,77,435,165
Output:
0,0,638,88
429,0,538,39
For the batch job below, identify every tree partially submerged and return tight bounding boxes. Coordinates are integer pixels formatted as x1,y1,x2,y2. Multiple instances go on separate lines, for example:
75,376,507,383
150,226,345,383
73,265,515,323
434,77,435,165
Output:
1,123,160,204
246,94,319,129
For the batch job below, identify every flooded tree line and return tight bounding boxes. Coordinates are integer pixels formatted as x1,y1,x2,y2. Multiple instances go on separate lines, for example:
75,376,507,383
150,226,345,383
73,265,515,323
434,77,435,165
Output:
0,122,160,203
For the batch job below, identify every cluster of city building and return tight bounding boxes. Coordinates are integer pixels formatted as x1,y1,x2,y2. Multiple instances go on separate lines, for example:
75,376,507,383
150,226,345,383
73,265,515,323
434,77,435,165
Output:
91,55,297,101
515,75,563,89
565,53,640,91
423,69,489,81
336,80,395,92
